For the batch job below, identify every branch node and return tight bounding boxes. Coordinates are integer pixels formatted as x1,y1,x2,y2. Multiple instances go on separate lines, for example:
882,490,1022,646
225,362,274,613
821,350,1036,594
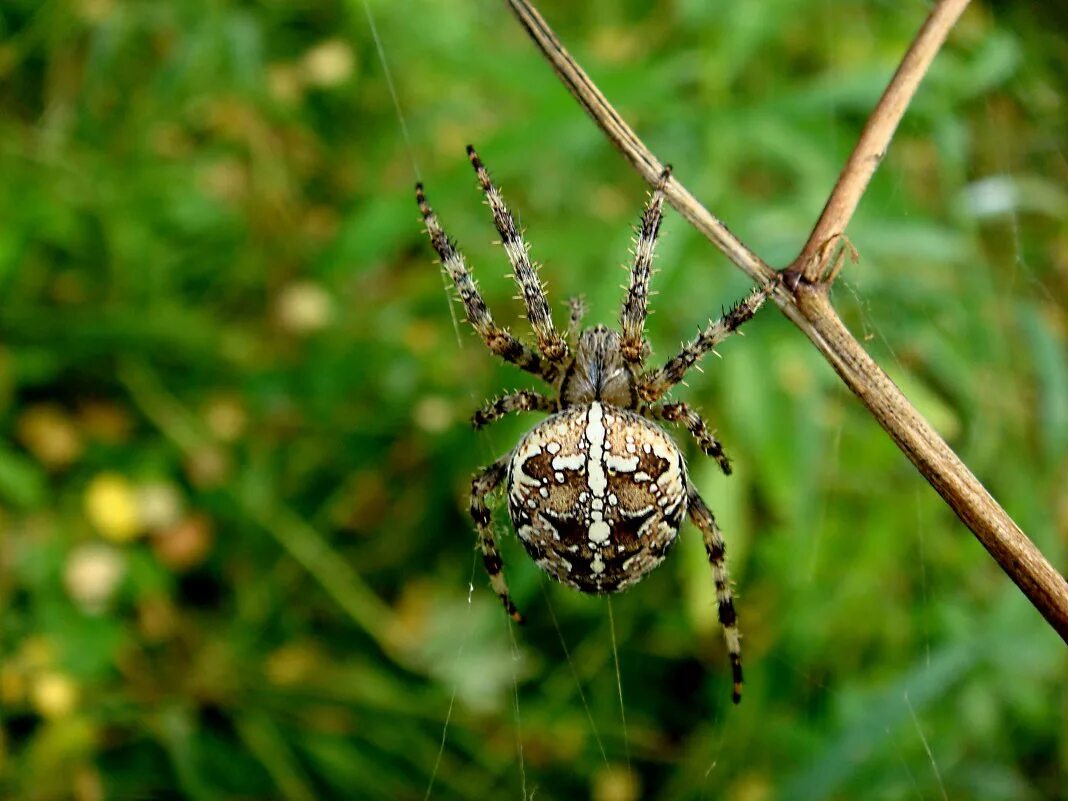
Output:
780,267,807,294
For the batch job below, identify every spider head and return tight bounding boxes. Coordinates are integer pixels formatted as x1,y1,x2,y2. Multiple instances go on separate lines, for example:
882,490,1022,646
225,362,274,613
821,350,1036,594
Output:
560,326,636,408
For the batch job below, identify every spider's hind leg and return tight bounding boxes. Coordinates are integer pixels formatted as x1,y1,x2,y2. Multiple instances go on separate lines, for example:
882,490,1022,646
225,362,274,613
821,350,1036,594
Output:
472,390,558,429
686,485,743,704
650,401,732,475
471,457,524,623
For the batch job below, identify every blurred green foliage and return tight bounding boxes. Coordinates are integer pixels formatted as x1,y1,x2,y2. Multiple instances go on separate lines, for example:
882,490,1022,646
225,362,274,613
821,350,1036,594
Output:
0,0,1066,799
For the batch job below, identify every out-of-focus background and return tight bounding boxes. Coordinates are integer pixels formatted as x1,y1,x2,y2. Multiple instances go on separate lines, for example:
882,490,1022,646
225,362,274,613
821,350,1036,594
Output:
1,1,1065,799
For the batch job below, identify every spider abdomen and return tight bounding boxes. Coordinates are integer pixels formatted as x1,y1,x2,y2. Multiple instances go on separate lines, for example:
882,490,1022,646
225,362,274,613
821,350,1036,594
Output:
507,401,687,594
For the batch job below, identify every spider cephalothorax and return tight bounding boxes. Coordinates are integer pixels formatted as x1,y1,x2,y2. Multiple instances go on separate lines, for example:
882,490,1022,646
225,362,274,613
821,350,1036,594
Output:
417,146,777,702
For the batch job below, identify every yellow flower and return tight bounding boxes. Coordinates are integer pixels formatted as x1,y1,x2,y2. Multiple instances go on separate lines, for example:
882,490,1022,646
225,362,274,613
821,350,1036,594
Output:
32,672,78,719
84,473,142,542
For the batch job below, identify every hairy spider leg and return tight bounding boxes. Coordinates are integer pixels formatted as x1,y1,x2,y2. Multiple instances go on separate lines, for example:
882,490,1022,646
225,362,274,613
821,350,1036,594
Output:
420,152,767,704
639,278,779,403
467,145,569,364
686,486,743,704
650,401,732,475
416,183,549,380
470,457,524,623
471,390,559,429
620,166,672,364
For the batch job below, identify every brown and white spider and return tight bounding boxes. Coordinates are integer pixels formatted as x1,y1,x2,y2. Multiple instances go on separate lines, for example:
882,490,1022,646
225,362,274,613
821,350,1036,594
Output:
416,147,777,703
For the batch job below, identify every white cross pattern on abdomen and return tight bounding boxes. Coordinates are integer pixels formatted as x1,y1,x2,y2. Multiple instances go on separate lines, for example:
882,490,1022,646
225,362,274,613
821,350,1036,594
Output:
507,401,687,593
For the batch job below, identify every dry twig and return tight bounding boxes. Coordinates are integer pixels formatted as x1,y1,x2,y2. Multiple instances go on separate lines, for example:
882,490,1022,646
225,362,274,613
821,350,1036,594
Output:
792,0,971,281
505,0,1068,641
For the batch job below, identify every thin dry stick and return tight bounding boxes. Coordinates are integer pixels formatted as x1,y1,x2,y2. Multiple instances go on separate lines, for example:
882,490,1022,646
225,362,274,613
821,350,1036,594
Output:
505,0,1068,642
793,0,970,280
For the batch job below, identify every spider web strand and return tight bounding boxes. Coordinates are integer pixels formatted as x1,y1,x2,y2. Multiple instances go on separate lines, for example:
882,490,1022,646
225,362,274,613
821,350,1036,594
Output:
360,0,421,180
423,554,478,800
607,598,632,770
542,582,609,766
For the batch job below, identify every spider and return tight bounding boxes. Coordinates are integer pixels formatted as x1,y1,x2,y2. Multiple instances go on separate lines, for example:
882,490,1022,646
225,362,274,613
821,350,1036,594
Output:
416,147,778,703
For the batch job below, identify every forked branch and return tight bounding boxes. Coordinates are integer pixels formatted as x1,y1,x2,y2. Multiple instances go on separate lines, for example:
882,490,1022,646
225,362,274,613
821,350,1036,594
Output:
505,0,1068,641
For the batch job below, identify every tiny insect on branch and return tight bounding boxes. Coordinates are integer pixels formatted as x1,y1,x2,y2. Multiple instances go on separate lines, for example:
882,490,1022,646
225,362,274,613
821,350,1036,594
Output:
504,0,1068,642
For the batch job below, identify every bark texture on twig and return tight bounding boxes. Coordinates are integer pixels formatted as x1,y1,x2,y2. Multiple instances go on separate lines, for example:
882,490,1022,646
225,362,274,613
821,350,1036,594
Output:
505,0,1068,642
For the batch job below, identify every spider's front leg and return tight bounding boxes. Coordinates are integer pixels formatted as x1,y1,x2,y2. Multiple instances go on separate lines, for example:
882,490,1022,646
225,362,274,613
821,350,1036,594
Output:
467,146,569,366
416,184,549,380
471,457,524,623
686,485,743,704
619,166,671,364
472,390,558,429
650,401,732,475
639,278,779,403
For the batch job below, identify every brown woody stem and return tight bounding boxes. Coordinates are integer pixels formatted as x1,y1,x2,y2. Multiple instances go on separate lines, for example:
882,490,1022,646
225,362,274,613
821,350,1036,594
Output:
505,0,1068,641
793,0,972,281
